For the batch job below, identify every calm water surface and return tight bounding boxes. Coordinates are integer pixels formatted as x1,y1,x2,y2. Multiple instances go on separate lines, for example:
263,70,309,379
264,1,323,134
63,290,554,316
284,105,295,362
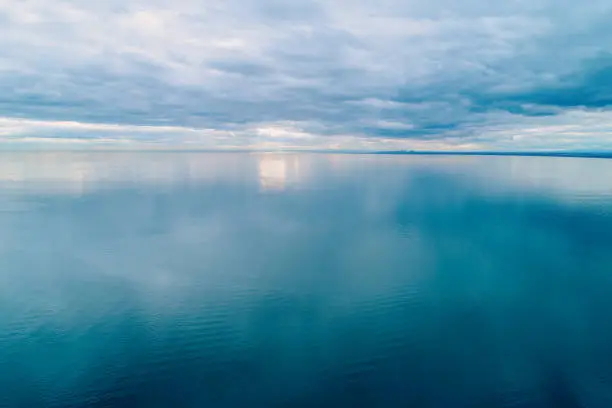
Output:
1,152,612,407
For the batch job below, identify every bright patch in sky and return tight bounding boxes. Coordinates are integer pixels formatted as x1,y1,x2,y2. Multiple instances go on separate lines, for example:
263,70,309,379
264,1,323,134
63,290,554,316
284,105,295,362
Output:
1,0,612,150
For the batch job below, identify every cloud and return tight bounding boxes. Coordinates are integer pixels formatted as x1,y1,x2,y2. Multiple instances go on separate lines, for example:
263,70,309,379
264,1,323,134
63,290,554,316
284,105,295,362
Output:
0,117,483,151
1,0,612,149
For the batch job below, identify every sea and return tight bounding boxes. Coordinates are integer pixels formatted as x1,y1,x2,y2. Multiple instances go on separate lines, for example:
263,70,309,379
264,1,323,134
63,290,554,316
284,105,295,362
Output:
1,152,612,407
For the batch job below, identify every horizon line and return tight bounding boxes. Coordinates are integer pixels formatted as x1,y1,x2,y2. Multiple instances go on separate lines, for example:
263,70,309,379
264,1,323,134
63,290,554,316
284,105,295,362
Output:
2,148,612,158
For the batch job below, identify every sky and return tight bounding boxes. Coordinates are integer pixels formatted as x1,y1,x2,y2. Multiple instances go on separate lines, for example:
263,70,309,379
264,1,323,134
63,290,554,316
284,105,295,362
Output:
1,0,612,151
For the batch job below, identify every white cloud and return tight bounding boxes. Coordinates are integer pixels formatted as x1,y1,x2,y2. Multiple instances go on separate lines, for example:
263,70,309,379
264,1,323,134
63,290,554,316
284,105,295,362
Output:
0,116,482,150
472,109,612,150
1,0,612,149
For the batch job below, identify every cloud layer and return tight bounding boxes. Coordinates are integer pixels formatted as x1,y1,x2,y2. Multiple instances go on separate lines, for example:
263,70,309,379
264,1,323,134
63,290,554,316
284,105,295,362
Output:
2,0,612,150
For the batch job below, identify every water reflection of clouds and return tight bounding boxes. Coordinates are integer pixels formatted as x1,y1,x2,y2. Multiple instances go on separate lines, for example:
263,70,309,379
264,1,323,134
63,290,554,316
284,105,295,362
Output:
504,157,612,200
1,152,612,201
0,152,321,195
3,154,612,407
330,154,612,202
437,156,612,202
257,154,304,192
0,152,255,194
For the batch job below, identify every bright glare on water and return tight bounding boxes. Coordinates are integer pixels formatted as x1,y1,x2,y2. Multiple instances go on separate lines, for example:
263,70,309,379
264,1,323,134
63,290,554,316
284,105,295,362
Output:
1,152,612,407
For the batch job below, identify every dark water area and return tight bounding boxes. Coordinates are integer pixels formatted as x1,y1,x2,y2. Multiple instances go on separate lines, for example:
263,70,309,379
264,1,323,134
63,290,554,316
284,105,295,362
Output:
1,152,612,407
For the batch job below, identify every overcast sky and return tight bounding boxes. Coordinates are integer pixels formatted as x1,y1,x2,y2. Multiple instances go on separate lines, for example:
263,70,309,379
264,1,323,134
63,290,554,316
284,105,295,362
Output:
2,0,612,150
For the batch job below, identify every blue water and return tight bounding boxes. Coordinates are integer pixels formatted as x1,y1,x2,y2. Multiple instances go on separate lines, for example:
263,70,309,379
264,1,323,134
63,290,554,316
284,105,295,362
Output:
2,152,612,407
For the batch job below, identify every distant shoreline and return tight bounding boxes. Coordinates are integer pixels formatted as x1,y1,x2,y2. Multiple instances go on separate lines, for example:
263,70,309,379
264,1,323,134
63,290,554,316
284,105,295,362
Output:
370,151,612,159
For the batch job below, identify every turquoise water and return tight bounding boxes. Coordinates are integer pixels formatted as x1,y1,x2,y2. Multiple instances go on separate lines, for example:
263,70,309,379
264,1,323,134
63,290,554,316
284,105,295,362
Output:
2,152,612,407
